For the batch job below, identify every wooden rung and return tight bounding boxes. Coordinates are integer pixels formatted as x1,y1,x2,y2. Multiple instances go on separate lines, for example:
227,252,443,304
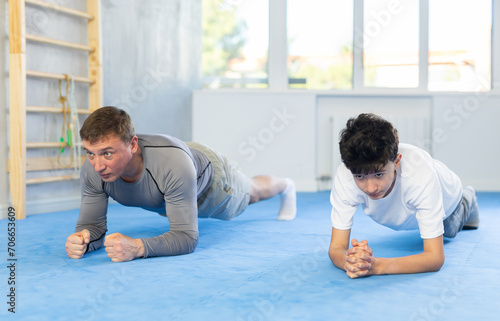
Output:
26,142,82,148
27,106,92,114
26,34,94,52
26,175,79,185
27,70,94,84
7,156,86,172
27,142,65,148
25,0,93,20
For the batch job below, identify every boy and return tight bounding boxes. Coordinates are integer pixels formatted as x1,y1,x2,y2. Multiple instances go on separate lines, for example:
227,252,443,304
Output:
328,113,478,278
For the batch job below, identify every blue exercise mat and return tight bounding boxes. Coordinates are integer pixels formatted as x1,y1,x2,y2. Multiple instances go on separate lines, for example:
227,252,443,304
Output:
0,192,498,321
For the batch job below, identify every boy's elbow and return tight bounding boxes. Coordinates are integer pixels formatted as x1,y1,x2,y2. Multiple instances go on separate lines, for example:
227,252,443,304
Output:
328,246,336,262
436,256,445,271
430,255,445,272
328,247,346,270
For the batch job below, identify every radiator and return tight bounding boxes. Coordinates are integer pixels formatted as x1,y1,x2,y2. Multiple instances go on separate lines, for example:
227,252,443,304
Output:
330,113,431,177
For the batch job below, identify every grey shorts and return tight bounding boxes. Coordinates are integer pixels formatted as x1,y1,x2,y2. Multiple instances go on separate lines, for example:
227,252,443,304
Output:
443,186,476,238
186,142,251,220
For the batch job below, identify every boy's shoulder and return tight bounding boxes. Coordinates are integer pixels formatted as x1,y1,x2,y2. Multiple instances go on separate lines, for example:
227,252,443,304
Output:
398,143,436,179
334,163,361,192
335,162,354,180
398,143,430,156
399,143,433,163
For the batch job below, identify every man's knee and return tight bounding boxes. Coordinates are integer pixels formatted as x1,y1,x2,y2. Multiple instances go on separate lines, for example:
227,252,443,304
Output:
249,180,260,204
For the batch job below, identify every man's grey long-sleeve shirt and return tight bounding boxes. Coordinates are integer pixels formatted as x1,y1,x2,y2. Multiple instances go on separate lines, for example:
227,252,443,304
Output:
75,134,212,258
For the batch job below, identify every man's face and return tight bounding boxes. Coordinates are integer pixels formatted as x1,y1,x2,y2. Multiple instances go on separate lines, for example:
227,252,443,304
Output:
352,154,402,200
83,135,137,182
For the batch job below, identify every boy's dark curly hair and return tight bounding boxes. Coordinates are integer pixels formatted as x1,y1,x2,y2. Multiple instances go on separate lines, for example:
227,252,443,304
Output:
339,113,399,174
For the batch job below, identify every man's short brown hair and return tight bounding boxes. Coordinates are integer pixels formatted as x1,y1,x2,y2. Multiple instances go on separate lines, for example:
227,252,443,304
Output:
80,106,135,144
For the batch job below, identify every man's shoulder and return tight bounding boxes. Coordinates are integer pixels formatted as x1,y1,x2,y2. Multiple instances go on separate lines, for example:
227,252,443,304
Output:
138,134,192,159
137,134,195,179
138,134,185,148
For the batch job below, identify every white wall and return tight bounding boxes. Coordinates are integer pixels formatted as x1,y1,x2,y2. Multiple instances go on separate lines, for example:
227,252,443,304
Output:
193,91,500,192
432,94,500,191
192,91,317,191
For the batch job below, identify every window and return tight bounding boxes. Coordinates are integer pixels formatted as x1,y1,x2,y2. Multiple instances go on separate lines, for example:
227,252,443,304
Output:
287,0,353,90
428,0,492,91
363,0,419,88
202,0,269,89
201,0,493,92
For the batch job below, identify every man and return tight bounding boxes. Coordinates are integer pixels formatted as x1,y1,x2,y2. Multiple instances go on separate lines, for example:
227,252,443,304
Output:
66,106,296,262
328,113,479,278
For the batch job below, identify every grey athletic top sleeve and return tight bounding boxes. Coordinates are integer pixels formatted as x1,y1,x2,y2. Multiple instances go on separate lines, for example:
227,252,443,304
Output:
75,134,213,258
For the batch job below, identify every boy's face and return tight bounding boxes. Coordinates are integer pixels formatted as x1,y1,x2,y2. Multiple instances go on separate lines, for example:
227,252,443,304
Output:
83,134,139,183
352,154,402,200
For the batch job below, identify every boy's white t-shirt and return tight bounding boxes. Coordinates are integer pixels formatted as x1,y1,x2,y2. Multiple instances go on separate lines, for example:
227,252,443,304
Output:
330,143,463,239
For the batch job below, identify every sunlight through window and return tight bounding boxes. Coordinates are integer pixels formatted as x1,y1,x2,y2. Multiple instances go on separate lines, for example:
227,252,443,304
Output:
287,0,354,90
202,0,269,89
428,0,491,92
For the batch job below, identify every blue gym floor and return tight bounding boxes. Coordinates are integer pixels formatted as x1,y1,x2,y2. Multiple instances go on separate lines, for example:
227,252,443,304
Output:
0,192,498,321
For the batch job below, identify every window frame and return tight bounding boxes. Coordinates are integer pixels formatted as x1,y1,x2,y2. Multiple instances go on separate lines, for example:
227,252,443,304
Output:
206,0,499,94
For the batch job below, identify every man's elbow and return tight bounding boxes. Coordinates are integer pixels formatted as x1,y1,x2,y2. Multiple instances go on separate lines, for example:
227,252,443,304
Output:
183,232,199,254
186,238,198,254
